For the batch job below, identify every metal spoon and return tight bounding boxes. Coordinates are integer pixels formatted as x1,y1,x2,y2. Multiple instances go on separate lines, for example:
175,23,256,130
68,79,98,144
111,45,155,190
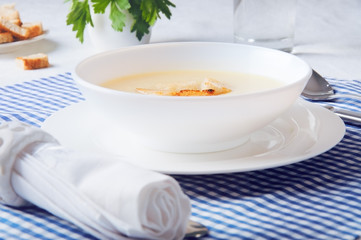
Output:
302,70,361,124
302,70,361,101
184,220,209,239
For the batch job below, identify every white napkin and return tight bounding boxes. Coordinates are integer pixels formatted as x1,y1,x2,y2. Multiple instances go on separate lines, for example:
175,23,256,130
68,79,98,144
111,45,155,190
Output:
0,121,191,240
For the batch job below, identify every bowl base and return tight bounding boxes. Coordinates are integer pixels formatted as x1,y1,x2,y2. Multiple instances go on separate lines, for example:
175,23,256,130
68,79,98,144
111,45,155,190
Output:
129,134,250,154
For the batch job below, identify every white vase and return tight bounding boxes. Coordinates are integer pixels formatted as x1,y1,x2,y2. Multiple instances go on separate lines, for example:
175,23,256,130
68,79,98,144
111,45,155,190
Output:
87,8,151,52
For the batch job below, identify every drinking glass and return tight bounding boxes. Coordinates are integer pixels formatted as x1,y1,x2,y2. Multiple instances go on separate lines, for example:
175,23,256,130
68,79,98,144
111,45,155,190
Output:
234,0,297,52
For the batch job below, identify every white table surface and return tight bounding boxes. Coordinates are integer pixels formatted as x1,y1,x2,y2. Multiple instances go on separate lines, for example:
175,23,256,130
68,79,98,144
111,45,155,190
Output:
1,0,361,86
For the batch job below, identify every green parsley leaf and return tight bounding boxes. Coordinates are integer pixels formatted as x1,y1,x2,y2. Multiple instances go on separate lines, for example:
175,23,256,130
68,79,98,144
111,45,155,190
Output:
129,0,175,40
157,0,175,19
66,0,93,43
140,0,158,26
128,0,150,40
91,0,111,14
110,0,131,10
109,0,131,32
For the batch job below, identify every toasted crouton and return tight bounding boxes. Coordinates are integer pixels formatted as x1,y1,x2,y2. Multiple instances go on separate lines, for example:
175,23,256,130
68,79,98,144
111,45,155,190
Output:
136,88,174,96
0,31,13,43
136,78,232,96
22,22,43,38
201,77,232,95
136,88,217,96
175,89,216,96
0,18,29,40
16,53,49,70
8,18,21,26
0,4,21,25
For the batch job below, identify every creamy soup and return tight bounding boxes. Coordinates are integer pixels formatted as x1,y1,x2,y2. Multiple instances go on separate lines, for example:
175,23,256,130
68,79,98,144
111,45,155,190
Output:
101,70,283,96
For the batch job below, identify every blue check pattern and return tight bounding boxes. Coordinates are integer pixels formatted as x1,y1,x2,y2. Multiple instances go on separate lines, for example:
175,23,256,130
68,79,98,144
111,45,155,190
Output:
1,72,361,240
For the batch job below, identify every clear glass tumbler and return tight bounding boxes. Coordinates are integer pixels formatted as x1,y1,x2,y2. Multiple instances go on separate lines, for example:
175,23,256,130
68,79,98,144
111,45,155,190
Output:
234,0,297,52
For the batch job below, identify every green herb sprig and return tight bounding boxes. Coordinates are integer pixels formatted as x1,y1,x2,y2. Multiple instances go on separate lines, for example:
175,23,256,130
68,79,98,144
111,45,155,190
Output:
66,0,175,43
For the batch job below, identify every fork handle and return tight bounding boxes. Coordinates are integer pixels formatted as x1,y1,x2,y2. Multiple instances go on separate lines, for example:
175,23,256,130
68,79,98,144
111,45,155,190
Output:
325,105,361,124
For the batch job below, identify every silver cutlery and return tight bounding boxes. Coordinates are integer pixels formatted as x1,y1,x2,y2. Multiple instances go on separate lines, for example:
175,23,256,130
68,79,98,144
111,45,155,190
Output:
185,220,208,239
302,70,361,124
323,105,361,124
302,70,361,101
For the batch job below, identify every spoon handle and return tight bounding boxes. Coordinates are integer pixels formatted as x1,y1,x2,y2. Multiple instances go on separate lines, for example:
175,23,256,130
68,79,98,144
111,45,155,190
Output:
325,105,361,124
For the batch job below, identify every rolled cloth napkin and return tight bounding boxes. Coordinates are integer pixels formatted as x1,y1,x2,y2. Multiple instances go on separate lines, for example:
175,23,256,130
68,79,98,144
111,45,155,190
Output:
0,121,191,240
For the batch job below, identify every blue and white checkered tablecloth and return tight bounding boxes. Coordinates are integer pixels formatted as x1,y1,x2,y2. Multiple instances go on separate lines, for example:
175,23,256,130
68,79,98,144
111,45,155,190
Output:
1,73,361,240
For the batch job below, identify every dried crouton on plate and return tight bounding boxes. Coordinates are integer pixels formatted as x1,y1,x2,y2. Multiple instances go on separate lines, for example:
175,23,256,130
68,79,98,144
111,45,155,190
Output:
0,31,13,43
22,22,43,38
0,4,44,43
0,18,29,40
0,3,21,25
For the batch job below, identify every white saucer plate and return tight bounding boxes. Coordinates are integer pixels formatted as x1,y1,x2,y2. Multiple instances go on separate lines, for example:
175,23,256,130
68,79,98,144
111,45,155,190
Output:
0,30,48,53
41,99,345,175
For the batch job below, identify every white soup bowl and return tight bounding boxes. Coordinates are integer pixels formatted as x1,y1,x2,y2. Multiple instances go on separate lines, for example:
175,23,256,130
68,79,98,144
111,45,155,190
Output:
74,42,311,153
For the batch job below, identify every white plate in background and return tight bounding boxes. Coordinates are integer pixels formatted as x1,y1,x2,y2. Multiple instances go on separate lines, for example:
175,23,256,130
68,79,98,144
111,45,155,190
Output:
0,30,48,54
